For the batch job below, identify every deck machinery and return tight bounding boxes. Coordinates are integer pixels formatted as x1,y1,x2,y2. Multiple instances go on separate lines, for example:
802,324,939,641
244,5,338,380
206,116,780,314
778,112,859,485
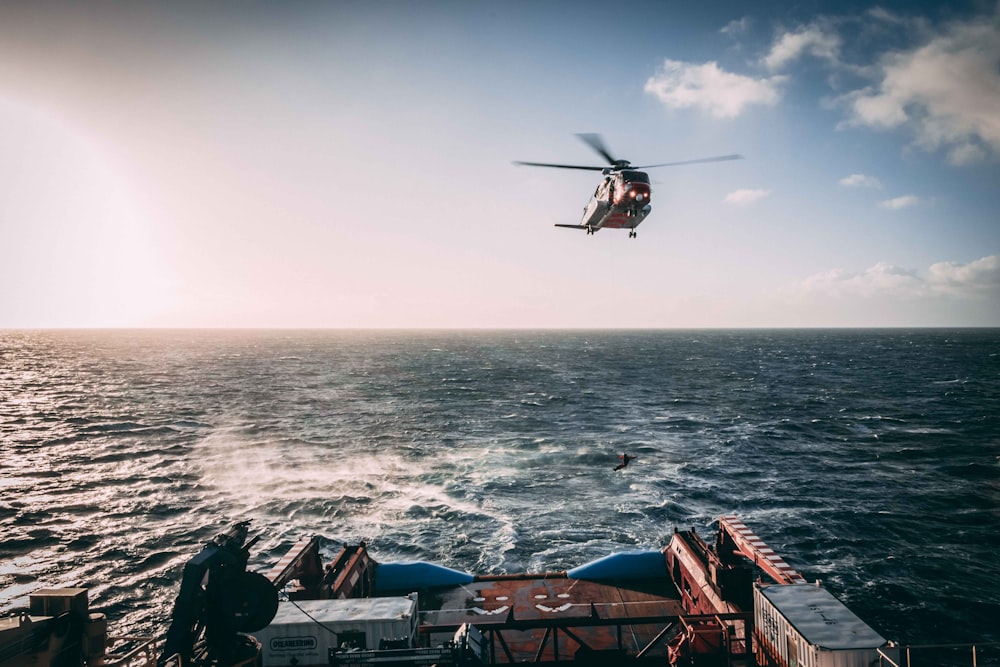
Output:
250,515,891,667
1,517,898,667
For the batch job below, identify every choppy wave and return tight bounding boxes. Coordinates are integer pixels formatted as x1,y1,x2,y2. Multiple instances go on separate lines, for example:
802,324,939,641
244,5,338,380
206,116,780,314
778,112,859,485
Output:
1,328,998,648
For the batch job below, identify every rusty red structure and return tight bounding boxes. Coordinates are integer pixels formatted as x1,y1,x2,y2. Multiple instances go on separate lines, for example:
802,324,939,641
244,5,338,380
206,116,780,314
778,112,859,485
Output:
255,515,889,666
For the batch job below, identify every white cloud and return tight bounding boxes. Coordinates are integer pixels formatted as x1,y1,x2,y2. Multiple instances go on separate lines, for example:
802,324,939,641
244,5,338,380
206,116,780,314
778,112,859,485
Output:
799,262,923,298
864,6,923,29
841,17,1000,163
839,173,882,188
724,188,771,205
878,194,919,209
763,24,841,70
946,142,988,166
644,59,784,119
793,255,999,300
721,17,751,36
767,255,1000,326
928,255,1000,294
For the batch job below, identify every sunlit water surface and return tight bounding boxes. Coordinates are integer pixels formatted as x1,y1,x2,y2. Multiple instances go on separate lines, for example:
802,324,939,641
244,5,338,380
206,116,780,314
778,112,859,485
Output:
1,329,998,649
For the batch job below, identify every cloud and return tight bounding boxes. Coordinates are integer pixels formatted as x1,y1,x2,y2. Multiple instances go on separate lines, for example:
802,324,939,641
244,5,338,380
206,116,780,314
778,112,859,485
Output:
724,188,771,205
928,255,1000,295
878,194,919,209
768,255,1000,325
794,255,999,300
945,141,988,166
799,262,923,298
839,173,882,188
721,17,751,36
840,16,1000,163
752,8,1000,164
763,24,841,70
644,59,784,119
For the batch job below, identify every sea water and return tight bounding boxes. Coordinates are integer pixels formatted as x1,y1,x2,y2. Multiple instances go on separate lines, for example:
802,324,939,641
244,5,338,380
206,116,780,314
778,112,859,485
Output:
1,329,998,651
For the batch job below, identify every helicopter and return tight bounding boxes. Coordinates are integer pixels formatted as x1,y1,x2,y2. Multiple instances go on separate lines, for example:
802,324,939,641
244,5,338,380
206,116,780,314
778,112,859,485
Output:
514,134,742,238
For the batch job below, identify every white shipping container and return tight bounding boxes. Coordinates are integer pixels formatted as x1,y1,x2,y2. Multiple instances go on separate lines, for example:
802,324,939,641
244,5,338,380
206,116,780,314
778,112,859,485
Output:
253,597,418,667
754,583,887,667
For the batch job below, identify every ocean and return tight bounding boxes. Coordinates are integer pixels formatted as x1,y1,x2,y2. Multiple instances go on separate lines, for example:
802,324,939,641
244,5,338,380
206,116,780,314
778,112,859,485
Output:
1,329,998,656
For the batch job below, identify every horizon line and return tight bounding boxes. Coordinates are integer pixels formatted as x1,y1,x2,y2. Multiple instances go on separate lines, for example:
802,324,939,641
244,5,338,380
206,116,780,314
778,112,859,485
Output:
3,325,999,332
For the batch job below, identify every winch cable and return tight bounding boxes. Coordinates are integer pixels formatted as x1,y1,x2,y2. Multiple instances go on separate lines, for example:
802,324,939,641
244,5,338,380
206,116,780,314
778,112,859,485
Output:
288,599,341,638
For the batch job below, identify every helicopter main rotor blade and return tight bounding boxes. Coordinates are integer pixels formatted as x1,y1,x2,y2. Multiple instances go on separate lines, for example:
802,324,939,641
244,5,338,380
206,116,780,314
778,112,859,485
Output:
512,160,606,171
576,133,618,165
634,154,744,169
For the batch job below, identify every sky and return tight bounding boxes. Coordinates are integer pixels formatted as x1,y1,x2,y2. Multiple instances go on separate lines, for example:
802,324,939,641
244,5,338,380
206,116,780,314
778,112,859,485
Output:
1,0,998,328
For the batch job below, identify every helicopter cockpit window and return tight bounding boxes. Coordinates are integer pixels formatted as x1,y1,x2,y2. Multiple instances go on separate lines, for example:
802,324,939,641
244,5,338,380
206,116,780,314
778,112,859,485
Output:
621,171,650,184
595,177,612,198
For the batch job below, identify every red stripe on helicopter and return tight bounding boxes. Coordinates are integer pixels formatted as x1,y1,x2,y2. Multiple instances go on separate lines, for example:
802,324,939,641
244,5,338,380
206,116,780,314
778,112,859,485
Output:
603,214,630,229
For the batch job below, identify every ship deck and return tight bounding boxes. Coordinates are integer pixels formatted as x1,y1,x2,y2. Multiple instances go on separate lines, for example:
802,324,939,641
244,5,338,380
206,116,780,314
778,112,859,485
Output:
418,575,684,663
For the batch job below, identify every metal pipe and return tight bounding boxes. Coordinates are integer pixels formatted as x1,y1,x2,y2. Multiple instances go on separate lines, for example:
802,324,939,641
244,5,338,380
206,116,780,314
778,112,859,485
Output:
533,627,551,663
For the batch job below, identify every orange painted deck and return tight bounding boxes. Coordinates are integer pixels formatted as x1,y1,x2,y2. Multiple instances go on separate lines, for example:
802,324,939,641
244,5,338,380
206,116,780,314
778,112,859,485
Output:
419,575,684,663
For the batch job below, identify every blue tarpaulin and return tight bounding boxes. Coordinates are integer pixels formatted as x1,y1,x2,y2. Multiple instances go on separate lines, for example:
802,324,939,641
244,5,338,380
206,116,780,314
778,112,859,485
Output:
375,561,475,592
566,550,666,581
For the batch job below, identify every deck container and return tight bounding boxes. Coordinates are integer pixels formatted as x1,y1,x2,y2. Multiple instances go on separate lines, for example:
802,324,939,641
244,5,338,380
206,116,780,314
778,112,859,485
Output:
754,583,887,667
254,597,418,667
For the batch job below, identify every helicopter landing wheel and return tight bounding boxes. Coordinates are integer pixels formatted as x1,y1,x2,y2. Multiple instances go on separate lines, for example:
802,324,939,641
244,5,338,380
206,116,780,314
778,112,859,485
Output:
629,230,636,238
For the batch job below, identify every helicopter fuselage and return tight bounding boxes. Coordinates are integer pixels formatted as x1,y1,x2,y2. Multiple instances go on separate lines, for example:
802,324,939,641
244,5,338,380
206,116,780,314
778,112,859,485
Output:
578,169,652,237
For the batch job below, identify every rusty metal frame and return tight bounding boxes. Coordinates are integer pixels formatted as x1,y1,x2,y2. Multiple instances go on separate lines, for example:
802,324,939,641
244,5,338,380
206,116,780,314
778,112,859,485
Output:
428,609,752,663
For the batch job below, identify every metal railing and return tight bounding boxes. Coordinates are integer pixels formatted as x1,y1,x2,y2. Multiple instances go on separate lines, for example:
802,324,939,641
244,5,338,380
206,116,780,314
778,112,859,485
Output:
878,641,1000,667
